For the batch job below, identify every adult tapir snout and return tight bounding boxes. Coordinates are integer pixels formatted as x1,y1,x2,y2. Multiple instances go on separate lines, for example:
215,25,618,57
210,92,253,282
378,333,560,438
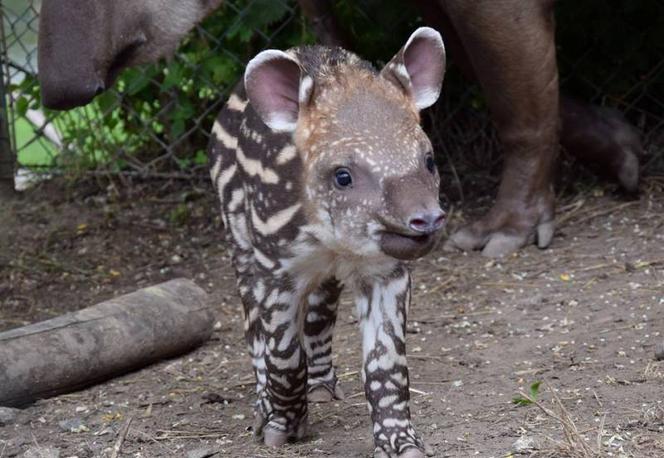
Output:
38,0,106,109
38,0,223,110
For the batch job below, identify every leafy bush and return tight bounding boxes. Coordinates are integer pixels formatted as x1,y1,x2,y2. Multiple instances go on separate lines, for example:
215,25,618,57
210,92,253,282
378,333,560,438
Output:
11,0,663,176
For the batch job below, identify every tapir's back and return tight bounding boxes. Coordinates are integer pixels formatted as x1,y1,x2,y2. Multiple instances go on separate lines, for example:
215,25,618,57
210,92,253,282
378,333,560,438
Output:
210,86,304,264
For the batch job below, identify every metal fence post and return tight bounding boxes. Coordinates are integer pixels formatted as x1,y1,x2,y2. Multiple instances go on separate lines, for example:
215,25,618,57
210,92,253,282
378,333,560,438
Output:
0,6,15,198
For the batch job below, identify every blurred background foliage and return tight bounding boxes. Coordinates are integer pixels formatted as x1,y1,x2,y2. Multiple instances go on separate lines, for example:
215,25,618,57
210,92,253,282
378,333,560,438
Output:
4,0,663,182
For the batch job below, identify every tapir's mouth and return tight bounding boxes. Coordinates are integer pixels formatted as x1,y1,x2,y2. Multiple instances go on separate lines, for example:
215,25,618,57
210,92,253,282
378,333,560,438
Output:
379,231,437,260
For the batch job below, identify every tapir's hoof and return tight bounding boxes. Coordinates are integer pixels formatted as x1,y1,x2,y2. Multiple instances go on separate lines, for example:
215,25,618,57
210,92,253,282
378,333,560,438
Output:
444,228,529,258
618,150,640,194
262,419,308,448
444,217,554,258
373,446,430,458
308,382,345,403
263,427,290,447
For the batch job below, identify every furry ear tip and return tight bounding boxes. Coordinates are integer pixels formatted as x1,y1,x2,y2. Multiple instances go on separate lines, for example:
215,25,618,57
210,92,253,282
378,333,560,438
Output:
244,49,297,84
407,27,445,52
243,49,304,133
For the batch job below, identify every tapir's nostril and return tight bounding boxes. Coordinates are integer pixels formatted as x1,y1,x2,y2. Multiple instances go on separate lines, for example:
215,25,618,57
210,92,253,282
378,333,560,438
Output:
409,210,446,234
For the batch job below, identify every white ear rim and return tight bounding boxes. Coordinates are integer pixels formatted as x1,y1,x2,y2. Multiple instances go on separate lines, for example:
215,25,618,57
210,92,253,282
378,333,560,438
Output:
244,49,302,132
404,27,445,54
404,27,446,110
299,75,314,105
265,113,298,132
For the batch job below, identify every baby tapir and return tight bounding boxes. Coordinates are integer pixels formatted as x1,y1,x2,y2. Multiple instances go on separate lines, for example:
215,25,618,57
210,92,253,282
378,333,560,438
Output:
209,27,446,457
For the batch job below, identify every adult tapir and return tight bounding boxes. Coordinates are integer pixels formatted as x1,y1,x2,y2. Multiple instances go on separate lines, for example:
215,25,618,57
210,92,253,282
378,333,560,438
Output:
38,0,642,257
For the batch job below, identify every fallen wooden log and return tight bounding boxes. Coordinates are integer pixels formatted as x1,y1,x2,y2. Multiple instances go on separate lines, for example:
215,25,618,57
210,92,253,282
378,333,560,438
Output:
0,278,215,407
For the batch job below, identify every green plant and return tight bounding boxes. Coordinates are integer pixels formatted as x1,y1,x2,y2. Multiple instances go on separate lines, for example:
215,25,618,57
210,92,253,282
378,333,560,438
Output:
512,381,542,407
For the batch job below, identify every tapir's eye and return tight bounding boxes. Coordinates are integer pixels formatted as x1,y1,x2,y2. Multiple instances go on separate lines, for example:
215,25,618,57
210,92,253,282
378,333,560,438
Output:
425,153,436,174
334,168,353,188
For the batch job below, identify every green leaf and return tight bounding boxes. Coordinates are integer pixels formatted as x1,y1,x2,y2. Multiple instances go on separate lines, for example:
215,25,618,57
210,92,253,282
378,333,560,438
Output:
529,381,542,399
123,67,159,96
193,149,208,165
15,96,29,117
162,62,186,90
512,381,541,407
512,396,533,407
96,91,119,115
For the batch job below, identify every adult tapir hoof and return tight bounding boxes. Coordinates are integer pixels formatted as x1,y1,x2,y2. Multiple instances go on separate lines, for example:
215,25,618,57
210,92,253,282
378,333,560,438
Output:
617,152,640,194
444,185,556,257
444,217,555,258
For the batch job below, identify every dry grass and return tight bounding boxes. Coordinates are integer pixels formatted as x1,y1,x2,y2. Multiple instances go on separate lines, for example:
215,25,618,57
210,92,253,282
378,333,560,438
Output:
518,383,604,458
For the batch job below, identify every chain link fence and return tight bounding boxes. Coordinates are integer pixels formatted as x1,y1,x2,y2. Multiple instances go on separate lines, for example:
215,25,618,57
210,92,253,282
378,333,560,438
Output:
1,0,663,191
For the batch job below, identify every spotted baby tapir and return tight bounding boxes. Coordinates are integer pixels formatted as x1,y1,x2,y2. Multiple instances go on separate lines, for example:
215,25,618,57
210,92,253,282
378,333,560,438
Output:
209,27,446,457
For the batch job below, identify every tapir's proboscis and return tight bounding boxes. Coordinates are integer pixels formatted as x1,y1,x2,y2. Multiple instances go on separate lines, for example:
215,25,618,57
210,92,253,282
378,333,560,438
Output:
208,28,445,456
37,0,223,110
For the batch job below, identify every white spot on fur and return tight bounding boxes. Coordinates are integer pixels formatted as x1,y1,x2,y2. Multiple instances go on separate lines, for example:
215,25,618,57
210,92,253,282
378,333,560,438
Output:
276,145,298,164
253,246,276,270
236,146,279,184
227,187,245,212
226,93,248,112
379,394,398,408
212,120,238,150
251,203,301,236
215,164,237,205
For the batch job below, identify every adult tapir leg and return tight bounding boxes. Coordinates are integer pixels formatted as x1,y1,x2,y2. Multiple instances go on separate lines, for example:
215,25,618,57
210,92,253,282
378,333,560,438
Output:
440,0,559,257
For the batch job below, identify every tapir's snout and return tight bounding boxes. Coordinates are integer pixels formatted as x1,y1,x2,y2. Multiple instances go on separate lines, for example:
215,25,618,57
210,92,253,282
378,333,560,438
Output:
409,209,446,235
378,173,444,260
40,74,106,111
38,0,223,110
38,0,106,109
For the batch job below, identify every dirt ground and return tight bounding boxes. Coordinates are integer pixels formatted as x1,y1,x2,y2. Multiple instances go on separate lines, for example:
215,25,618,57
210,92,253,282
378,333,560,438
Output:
1,174,663,458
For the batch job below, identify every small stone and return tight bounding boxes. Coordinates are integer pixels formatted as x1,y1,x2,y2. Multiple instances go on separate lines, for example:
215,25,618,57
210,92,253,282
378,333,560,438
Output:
202,392,231,404
655,342,664,361
58,417,89,433
23,446,60,458
186,448,220,458
171,254,183,264
512,435,536,453
0,407,20,426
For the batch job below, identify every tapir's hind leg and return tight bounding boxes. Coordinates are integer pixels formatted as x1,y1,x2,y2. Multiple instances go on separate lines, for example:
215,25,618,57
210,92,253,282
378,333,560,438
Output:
303,277,345,403
560,96,641,193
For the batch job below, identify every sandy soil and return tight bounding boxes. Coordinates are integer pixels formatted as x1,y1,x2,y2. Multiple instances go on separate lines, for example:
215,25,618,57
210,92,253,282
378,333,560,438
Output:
1,176,663,458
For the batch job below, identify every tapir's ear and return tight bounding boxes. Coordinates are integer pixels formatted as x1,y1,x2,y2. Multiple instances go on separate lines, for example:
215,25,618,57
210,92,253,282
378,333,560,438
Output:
244,50,313,132
380,27,446,110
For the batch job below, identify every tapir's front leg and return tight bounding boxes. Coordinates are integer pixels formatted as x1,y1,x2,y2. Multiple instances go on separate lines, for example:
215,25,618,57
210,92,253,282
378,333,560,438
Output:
304,277,345,402
238,267,309,447
356,265,426,458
